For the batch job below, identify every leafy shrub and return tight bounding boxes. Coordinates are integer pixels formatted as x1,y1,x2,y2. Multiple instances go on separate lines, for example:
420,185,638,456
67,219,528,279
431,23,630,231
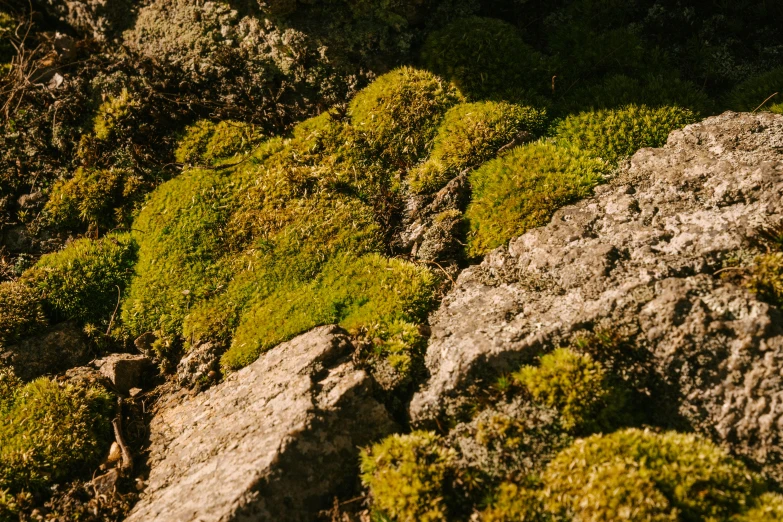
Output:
175,120,261,164
349,67,463,168
724,67,783,114
514,348,625,432
464,142,606,257
420,17,546,102
543,429,762,521
0,282,47,346
0,377,113,493
554,104,698,164
735,493,783,522
747,252,783,307
360,431,457,522
481,482,549,522
409,101,547,194
25,233,138,328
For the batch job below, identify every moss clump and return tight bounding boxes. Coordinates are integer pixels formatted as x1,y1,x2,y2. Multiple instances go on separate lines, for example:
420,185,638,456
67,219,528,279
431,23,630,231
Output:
349,67,464,168
360,431,457,522
554,104,698,165
420,17,546,102
514,348,625,432
175,120,261,164
543,429,762,521
464,142,606,257
409,101,547,194
747,252,783,307
0,377,113,494
93,88,138,141
24,234,138,328
0,281,47,346
725,67,783,114
735,493,783,521
480,482,549,522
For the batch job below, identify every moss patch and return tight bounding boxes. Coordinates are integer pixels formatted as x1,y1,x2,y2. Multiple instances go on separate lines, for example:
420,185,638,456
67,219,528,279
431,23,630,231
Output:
175,120,261,165
0,282,47,347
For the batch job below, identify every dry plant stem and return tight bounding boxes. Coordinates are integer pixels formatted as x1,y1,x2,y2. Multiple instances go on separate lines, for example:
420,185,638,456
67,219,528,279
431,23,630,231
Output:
113,399,133,473
752,92,779,113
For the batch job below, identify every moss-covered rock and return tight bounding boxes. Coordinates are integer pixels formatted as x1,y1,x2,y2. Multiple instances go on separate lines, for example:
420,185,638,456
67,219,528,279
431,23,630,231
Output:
24,233,138,329
360,431,457,522
175,120,261,165
725,67,783,114
420,16,546,102
349,67,463,168
747,252,783,307
464,142,606,257
480,482,549,522
0,377,113,494
514,348,626,432
409,101,547,194
554,104,698,165
0,281,47,347
543,429,762,521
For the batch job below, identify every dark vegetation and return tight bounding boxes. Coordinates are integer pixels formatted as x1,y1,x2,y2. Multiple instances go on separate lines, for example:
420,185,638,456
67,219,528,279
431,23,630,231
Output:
1,0,783,518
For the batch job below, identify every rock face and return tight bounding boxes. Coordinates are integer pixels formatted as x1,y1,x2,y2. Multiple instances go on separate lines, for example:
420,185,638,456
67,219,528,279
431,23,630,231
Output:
410,112,783,480
126,325,397,522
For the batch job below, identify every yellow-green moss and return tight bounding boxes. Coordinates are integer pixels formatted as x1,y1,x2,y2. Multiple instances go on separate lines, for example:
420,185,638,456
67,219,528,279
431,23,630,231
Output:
734,493,783,522
0,281,46,346
464,142,606,257
725,67,783,114
93,88,137,141
514,348,625,432
480,482,549,522
543,429,762,521
748,252,783,307
554,104,698,165
0,377,113,493
349,67,464,168
175,120,261,164
409,101,547,194
420,16,546,102
360,431,457,522
23,233,137,329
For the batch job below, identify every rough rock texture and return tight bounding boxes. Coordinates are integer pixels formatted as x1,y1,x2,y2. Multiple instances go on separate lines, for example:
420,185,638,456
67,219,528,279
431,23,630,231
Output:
410,112,783,481
96,353,152,394
1,322,88,380
176,341,219,389
37,0,139,40
126,325,397,522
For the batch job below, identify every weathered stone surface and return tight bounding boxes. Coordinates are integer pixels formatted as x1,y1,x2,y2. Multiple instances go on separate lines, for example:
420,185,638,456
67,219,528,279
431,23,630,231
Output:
126,325,397,522
95,353,152,394
1,321,88,380
410,112,783,481
36,0,138,40
176,341,219,389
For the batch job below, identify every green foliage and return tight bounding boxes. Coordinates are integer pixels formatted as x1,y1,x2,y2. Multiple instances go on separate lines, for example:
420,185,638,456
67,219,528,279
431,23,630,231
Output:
24,234,138,328
349,67,464,168
554,104,698,165
0,11,14,67
175,120,261,164
465,142,606,257
543,429,762,521
748,252,783,307
93,88,137,141
420,17,546,102
0,282,46,346
481,482,549,522
361,431,457,522
725,67,783,114
515,348,625,432
409,101,547,194
0,378,113,494
734,493,783,522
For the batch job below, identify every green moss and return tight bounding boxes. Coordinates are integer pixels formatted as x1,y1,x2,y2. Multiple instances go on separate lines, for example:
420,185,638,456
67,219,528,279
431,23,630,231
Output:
543,429,762,521
360,431,457,522
23,234,137,329
93,88,138,141
0,282,47,346
514,348,625,432
735,493,783,522
464,142,606,257
0,378,113,494
175,120,261,164
481,482,549,522
420,17,546,102
725,67,783,114
554,104,698,165
349,67,464,168
409,101,547,194
747,252,783,307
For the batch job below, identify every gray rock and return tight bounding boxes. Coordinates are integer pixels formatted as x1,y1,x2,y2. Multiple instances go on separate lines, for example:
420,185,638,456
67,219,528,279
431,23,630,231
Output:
126,325,397,522
1,322,89,380
176,341,219,389
95,353,152,394
410,112,783,481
